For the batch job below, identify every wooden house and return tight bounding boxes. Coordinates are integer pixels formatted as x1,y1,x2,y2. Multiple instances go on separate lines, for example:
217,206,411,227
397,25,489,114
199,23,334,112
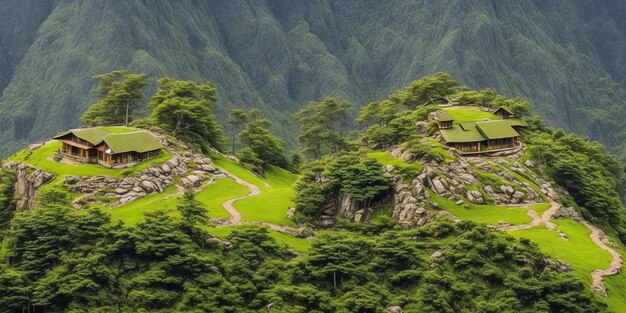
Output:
53,128,164,167
492,106,514,119
434,110,527,155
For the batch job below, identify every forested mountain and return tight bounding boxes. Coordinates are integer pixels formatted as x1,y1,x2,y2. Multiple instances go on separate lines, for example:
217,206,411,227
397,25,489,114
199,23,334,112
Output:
1,0,626,158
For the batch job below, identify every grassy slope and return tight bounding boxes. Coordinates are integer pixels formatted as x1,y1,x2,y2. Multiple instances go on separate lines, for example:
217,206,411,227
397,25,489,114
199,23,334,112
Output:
509,220,613,286
213,154,297,226
109,185,180,225
109,178,250,225
8,139,172,178
431,193,549,226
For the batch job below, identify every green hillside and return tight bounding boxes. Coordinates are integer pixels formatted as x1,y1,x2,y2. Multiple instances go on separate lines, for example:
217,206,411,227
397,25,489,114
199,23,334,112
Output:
1,0,626,159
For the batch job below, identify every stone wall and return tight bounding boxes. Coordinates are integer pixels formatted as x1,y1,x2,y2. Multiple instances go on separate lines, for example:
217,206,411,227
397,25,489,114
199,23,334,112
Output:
65,156,219,204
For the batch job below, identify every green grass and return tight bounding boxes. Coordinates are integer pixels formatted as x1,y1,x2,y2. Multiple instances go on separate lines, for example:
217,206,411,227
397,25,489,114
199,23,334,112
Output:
109,185,180,225
9,140,172,178
212,154,297,226
509,219,613,286
442,106,497,122
430,193,543,226
195,178,249,219
367,151,423,172
236,188,296,226
604,253,626,312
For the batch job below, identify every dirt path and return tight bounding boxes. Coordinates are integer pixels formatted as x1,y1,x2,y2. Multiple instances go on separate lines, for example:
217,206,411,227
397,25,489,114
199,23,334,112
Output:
496,200,622,296
497,209,541,231
540,201,560,230
221,172,260,224
581,220,623,296
217,171,300,235
497,200,560,231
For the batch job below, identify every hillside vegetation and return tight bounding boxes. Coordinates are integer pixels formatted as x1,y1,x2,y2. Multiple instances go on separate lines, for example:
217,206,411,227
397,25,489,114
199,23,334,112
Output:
1,73,625,312
1,0,626,159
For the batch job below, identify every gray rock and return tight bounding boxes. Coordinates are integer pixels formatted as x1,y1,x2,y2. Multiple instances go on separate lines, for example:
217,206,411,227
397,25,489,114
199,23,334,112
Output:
524,160,535,167
455,199,464,205
115,187,129,195
140,180,158,193
432,178,447,194
512,190,525,201
430,251,443,259
387,306,403,313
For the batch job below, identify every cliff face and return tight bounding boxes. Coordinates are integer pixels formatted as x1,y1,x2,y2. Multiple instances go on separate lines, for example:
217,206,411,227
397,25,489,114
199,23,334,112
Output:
1,0,625,158
2,162,55,211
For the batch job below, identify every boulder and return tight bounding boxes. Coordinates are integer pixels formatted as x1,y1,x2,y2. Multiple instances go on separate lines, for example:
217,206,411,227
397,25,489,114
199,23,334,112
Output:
140,180,158,193
512,190,525,201
430,251,443,259
524,160,535,167
432,178,447,194
115,187,129,195
160,163,171,174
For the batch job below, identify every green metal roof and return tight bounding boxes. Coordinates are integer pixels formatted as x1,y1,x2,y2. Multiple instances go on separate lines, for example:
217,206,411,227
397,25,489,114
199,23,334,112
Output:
440,119,526,143
493,106,514,115
476,120,520,139
103,131,164,154
440,122,487,143
52,128,111,145
53,127,163,153
504,118,528,127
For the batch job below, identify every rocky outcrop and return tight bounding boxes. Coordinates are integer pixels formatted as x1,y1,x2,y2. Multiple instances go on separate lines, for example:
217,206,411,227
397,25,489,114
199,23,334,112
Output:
2,161,55,210
552,206,583,221
64,156,217,204
385,166,436,227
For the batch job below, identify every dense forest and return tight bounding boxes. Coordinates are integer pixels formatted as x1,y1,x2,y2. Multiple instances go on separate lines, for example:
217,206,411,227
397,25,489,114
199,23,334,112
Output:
1,0,626,159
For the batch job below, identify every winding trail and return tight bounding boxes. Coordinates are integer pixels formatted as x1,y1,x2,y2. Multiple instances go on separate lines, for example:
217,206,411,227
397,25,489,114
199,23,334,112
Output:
581,220,623,295
219,171,298,235
496,200,622,296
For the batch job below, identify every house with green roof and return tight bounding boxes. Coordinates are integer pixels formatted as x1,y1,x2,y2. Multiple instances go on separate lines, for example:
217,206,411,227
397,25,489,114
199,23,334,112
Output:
52,128,164,167
433,110,527,155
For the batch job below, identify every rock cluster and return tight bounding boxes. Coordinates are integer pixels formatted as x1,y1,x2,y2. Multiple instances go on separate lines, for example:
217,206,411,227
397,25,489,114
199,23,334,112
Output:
384,166,436,227
64,156,218,204
2,162,56,210
552,206,583,222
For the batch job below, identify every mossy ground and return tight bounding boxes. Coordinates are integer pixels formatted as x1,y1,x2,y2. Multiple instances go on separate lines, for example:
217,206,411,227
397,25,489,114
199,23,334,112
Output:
442,106,497,122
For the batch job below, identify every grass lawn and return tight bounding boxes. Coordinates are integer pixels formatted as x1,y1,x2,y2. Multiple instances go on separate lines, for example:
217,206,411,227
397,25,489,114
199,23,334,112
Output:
236,187,296,226
9,140,172,178
442,106,497,122
212,154,297,226
195,178,249,219
109,185,181,225
431,193,541,225
509,219,613,286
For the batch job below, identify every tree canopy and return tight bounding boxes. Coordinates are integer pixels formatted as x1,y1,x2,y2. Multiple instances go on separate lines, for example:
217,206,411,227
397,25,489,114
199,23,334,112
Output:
149,78,225,152
81,70,149,126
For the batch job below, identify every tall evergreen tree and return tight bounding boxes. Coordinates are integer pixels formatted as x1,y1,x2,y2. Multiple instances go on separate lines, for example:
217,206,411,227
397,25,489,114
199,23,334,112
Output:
294,97,352,159
81,70,149,126
149,78,225,152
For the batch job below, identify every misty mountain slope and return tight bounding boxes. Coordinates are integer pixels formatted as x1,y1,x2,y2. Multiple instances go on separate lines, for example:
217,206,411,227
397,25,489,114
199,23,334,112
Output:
0,0,625,158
